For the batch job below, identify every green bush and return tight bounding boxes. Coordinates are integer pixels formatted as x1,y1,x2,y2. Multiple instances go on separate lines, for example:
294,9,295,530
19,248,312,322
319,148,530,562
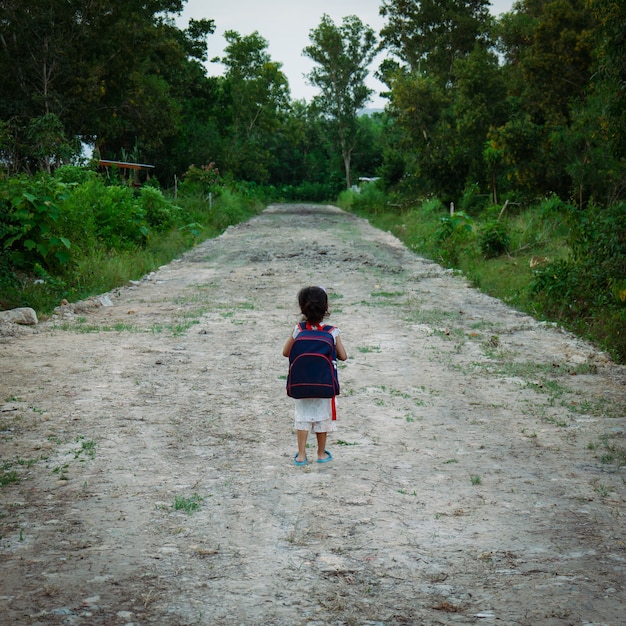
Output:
68,179,148,250
0,175,73,272
59,179,142,252
350,182,387,215
140,187,183,232
53,164,98,185
435,211,475,265
479,220,510,258
178,163,221,197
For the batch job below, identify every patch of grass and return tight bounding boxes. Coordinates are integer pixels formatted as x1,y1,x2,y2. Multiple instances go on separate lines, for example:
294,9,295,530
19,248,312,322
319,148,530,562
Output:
73,437,96,460
357,345,381,353
52,463,70,481
593,483,610,497
1,457,40,487
405,307,463,327
371,290,404,298
0,470,19,487
593,434,626,468
169,320,200,336
173,493,204,514
470,475,482,485
567,396,621,419
544,415,569,427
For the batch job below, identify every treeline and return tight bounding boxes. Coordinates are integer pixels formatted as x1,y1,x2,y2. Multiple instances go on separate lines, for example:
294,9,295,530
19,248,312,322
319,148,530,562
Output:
1,0,625,205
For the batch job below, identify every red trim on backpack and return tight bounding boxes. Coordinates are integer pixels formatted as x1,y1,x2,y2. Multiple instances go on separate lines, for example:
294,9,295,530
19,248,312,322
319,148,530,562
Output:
306,323,338,418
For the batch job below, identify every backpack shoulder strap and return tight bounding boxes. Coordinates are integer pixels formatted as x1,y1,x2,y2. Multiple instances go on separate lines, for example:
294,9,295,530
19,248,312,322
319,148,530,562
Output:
302,322,335,333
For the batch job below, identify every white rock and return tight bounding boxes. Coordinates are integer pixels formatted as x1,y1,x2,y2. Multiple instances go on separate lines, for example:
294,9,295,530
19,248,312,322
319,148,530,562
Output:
0,307,38,325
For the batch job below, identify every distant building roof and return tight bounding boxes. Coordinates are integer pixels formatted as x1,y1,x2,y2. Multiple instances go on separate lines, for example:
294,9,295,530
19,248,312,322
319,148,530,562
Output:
98,159,154,170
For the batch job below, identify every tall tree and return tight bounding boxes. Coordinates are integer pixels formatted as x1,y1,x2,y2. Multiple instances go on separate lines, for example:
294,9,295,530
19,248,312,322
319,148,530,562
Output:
0,0,215,177
219,30,290,183
380,0,498,200
494,0,597,197
379,0,492,83
303,14,377,188
580,0,626,203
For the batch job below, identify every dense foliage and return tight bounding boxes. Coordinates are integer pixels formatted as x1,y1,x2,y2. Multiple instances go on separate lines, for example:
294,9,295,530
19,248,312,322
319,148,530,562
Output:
0,165,263,312
1,1,624,360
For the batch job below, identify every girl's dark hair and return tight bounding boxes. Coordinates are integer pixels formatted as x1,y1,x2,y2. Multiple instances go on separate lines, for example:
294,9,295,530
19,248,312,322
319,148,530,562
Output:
298,286,329,325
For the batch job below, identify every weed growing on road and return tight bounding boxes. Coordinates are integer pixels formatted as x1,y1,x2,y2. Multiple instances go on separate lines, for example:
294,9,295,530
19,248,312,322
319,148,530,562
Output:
1,457,40,487
173,493,203,514
590,435,626,469
0,470,19,487
74,437,96,460
357,345,381,353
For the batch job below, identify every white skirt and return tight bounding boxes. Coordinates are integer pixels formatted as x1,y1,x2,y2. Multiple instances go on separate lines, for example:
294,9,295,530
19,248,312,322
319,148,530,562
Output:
294,398,337,433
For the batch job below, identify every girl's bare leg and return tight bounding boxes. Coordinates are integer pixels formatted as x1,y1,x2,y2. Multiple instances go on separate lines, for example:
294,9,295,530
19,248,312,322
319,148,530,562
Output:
316,432,328,460
296,429,308,462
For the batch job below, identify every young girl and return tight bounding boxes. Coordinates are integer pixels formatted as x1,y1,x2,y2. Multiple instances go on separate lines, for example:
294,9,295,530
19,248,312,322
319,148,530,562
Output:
283,286,348,466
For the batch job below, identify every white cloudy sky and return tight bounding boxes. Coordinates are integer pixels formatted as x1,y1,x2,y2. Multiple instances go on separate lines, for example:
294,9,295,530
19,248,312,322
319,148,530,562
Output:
177,0,516,108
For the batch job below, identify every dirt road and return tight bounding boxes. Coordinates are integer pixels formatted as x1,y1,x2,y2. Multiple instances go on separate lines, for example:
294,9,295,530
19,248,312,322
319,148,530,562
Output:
1,204,625,625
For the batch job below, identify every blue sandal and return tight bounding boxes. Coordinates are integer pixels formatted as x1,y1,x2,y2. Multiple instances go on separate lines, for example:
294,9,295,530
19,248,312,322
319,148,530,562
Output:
294,453,308,466
317,450,332,463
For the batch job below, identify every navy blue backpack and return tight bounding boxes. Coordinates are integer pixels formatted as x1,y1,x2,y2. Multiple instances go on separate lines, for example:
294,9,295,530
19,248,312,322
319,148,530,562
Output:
286,322,340,400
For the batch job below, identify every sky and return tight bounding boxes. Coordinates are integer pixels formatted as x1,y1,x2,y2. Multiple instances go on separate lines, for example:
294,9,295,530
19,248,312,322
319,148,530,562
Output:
177,0,516,109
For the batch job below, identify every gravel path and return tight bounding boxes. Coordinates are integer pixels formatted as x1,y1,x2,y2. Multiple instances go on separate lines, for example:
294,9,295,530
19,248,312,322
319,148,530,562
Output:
1,204,624,625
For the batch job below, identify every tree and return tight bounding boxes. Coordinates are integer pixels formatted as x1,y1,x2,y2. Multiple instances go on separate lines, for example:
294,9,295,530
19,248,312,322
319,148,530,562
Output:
303,14,377,188
0,0,215,179
578,0,626,203
493,0,597,198
379,0,498,200
219,30,291,183
379,0,492,84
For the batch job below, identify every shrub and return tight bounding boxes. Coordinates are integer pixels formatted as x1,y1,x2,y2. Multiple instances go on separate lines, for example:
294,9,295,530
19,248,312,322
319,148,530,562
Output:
179,163,221,197
53,164,98,185
436,211,473,244
435,211,474,265
140,187,183,232
59,178,147,253
350,181,386,215
479,220,510,258
0,175,73,272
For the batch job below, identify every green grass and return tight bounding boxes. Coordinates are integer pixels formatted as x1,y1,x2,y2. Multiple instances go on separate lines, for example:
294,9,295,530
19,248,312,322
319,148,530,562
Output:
0,470,19,487
357,345,381,353
173,493,204,514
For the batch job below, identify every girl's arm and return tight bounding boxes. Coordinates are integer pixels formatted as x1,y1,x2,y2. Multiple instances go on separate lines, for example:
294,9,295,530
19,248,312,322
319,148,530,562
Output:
335,335,348,361
282,335,294,357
